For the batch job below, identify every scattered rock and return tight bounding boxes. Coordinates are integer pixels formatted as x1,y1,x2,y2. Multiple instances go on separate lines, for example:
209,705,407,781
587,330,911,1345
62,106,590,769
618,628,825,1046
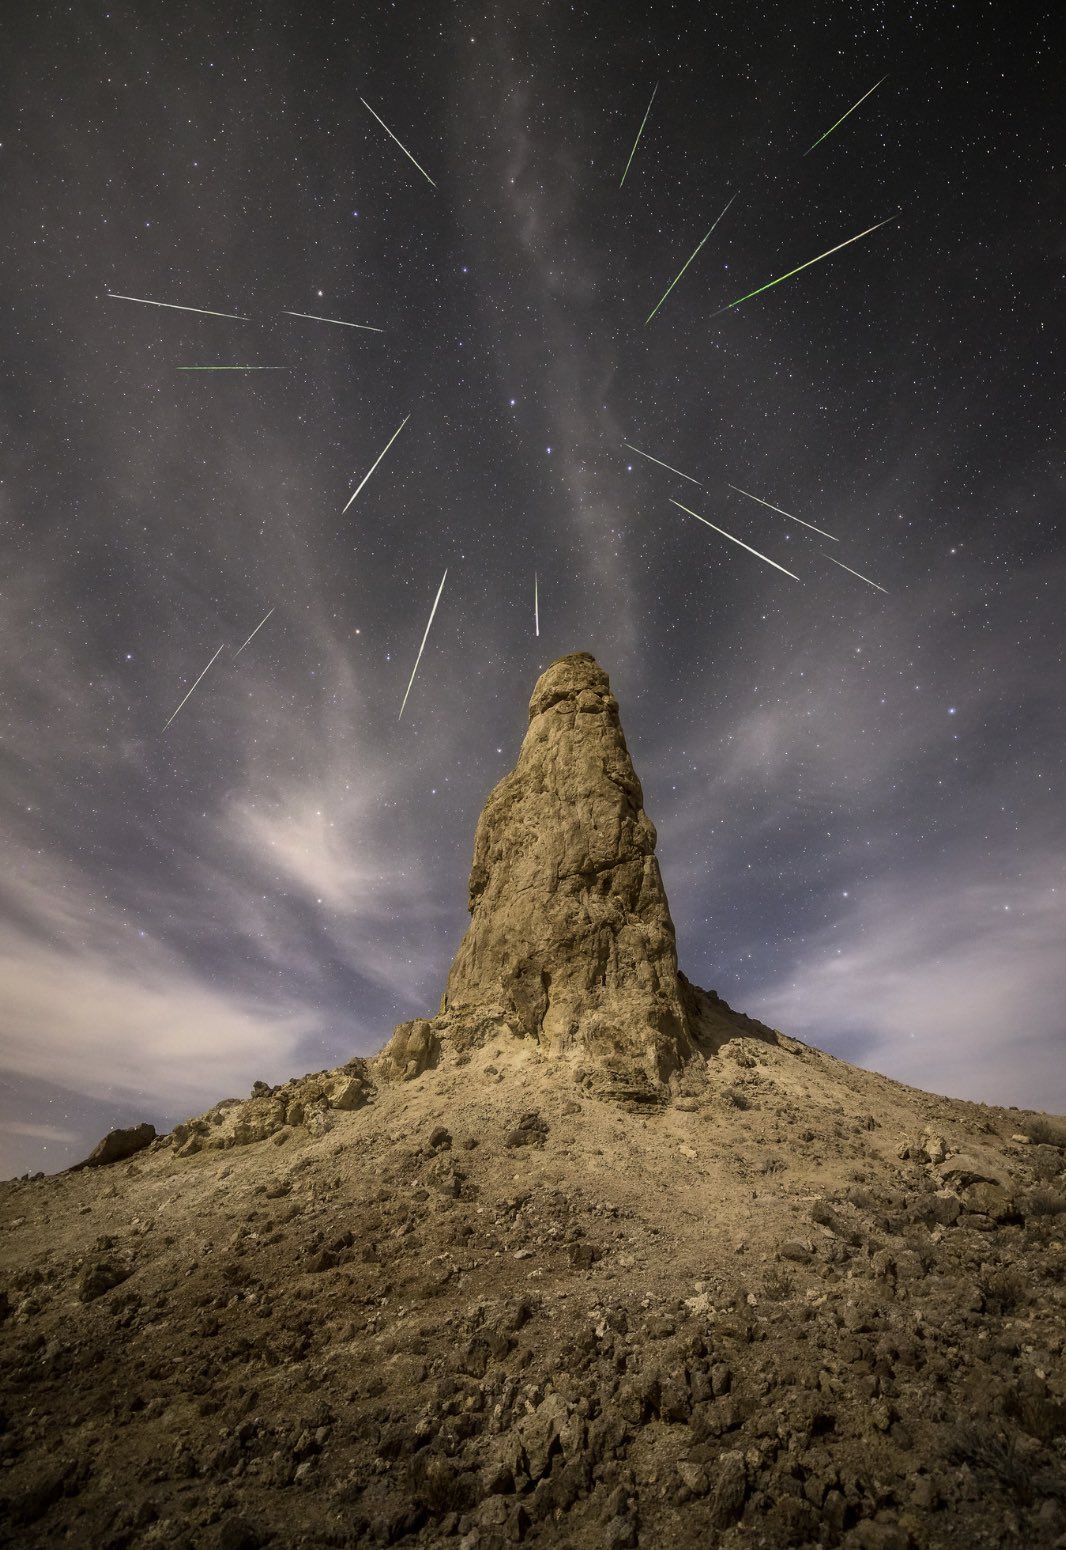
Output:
330,1075,370,1111
811,1200,863,1246
709,1450,747,1527
77,1260,131,1302
779,1239,813,1264
376,1018,441,1082
961,1181,1017,1221
504,1111,549,1148
935,1154,1010,1190
215,1515,263,1550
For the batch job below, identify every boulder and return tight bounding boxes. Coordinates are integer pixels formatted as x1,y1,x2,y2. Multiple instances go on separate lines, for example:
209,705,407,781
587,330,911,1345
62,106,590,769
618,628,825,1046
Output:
935,1154,1011,1191
71,1123,156,1170
376,1018,441,1082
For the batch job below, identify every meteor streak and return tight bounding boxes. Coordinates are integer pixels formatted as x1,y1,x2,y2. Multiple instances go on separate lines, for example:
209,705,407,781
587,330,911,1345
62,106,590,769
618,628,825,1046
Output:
342,416,410,513
281,311,383,332
711,216,896,318
163,644,225,730
670,500,801,581
619,82,658,187
805,75,887,155
176,366,290,371
233,608,274,658
360,98,437,187
399,569,448,720
822,552,888,593
624,441,701,485
534,572,539,637
107,292,249,321
645,193,738,324
727,483,838,540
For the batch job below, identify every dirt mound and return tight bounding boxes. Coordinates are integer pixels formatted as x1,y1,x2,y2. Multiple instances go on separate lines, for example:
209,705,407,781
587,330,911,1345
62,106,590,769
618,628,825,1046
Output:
2,1029,1065,1548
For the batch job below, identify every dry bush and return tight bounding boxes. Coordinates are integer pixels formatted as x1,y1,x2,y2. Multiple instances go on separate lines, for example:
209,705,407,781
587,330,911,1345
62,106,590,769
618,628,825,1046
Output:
1026,1189,1066,1218
945,1422,1034,1503
762,1267,795,1302
977,1267,1027,1316
1022,1116,1066,1148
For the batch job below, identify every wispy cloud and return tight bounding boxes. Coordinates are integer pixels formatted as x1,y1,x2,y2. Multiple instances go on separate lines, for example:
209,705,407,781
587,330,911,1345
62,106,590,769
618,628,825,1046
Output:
749,859,1066,1112
0,1121,81,1144
0,928,315,1110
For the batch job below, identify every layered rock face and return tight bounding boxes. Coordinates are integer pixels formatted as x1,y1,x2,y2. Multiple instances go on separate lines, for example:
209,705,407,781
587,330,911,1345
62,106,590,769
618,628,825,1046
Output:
406,653,697,1096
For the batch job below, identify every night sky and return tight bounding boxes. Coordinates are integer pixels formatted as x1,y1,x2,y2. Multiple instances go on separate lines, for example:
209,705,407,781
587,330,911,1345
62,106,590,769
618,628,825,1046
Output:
2,3,1063,1176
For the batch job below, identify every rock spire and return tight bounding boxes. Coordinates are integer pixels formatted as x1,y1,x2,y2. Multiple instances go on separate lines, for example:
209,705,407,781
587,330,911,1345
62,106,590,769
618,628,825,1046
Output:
383,653,700,1099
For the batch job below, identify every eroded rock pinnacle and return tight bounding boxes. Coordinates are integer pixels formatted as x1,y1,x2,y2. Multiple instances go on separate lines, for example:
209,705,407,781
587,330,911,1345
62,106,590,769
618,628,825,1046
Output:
384,653,698,1098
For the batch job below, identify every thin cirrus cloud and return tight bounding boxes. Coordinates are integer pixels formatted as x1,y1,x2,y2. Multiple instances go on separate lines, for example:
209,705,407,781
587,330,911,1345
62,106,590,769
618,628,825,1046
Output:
750,861,1065,1114
0,926,316,1111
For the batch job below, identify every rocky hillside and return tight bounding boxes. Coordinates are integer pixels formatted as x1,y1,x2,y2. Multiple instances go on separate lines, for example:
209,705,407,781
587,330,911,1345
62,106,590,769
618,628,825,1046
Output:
2,655,1064,1549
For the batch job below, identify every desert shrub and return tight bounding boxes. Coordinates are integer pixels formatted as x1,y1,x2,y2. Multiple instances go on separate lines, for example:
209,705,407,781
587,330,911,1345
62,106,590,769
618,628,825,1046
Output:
945,1422,1034,1503
1026,1189,1066,1218
408,1449,478,1512
1029,1148,1064,1183
761,1156,787,1175
1002,1387,1066,1444
722,1087,750,1110
977,1267,1027,1316
1022,1116,1066,1148
762,1267,795,1301
729,1048,756,1069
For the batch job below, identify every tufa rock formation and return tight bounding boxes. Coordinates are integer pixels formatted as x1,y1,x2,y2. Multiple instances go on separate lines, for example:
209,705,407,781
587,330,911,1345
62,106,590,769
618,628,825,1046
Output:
382,653,715,1099
2,654,1065,1550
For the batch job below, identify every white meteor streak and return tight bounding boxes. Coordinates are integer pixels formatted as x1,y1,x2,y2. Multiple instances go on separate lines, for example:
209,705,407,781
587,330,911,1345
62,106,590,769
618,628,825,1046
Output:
107,292,250,321
670,500,801,581
534,572,540,637
342,416,410,513
727,483,838,541
163,644,225,730
822,552,888,593
399,570,449,720
281,310,384,332
233,608,274,658
360,98,437,187
624,441,702,485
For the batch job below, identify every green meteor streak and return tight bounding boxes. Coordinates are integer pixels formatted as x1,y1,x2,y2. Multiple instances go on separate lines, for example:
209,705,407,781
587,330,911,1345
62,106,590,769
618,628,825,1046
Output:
619,82,658,188
805,75,887,155
710,215,896,319
645,192,738,325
